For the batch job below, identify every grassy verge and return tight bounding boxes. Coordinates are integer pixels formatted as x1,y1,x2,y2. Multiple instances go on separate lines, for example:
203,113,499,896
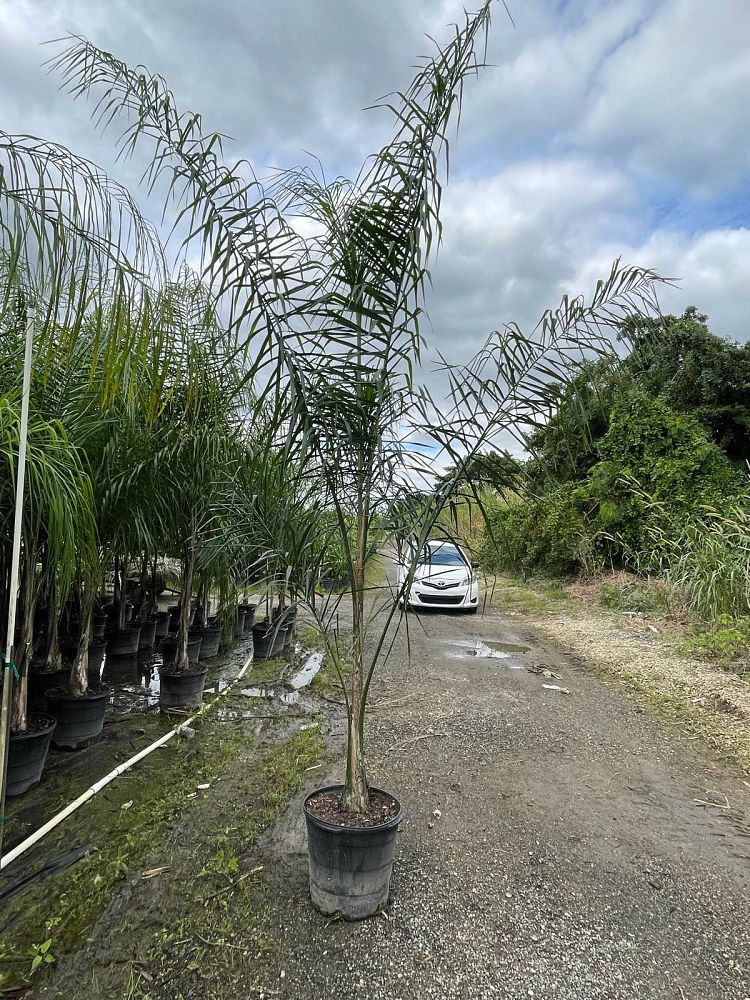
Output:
0,705,326,997
127,723,325,998
0,716,249,991
489,572,750,776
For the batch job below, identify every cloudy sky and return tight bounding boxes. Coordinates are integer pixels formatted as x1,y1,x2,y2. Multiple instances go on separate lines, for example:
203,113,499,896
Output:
2,0,750,377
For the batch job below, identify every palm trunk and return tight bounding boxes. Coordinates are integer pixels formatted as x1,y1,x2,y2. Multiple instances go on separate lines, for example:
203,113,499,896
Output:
343,500,370,812
117,552,128,631
176,540,195,672
11,545,37,732
45,572,62,672
113,553,121,628
70,585,93,697
137,550,149,623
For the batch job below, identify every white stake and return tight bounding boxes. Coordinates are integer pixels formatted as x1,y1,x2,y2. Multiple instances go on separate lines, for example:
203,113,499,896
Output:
0,307,35,855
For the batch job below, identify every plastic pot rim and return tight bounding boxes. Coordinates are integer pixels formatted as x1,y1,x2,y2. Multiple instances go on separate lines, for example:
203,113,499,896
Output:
9,713,57,741
45,686,111,704
303,783,403,835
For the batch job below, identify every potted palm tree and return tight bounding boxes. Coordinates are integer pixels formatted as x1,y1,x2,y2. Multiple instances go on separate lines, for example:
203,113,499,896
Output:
52,5,664,917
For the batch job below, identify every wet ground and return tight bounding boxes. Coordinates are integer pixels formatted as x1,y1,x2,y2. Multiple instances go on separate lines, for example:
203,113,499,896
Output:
251,605,750,999
4,599,750,998
0,631,325,992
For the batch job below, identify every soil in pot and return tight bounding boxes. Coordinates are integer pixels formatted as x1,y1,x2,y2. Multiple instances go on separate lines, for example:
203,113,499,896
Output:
107,624,141,657
45,685,110,750
304,785,402,920
198,626,222,659
138,618,158,650
159,667,207,710
252,621,275,660
7,714,57,797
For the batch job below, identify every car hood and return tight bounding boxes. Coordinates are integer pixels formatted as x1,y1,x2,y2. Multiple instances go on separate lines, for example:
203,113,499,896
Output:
412,564,468,584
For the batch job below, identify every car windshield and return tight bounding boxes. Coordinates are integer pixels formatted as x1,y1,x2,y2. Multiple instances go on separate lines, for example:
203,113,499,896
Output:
417,544,465,567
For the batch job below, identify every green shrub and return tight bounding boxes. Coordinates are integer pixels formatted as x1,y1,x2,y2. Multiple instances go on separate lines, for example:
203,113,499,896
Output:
585,390,742,560
480,484,599,577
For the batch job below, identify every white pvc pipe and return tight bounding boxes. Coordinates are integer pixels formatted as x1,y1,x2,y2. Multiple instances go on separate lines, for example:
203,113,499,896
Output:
0,308,35,856
0,651,254,871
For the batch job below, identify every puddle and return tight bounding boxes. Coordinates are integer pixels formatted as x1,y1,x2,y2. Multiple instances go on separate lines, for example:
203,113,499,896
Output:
289,650,323,689
239,648,323,706
242,686,301,705
445,639,530,661
481,640,530,654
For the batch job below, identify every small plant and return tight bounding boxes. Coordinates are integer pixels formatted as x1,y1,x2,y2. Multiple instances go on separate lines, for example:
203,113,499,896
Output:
680,616,750,667
29,938,55,976
598,579,670,616
203,836,240,878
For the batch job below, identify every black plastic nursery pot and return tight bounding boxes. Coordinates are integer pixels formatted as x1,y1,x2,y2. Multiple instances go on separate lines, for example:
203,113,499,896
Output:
7,714,57,797
234,609,247,637
28,667,68,710
252,622,275,660
87,639,107,682
107,624,141,657
159,667,208,710
155,610,171,639
239,604,256,632
45,686,110,750
198,625,222,659
161,634,202,668
303,785,403,920
92,612,108,640
168,605,195,633
138,618,158,650
271,625,285,657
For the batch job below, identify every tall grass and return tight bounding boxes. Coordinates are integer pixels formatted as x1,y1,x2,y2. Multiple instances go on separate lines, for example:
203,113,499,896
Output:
642,501,750,621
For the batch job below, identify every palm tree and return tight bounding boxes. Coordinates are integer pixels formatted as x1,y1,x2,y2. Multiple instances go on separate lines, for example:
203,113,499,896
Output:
48,5,665,821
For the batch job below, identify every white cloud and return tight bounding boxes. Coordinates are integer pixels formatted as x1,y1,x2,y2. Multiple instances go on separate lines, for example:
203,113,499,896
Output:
571,227,750,341
0,0,748,398
581,0,750,194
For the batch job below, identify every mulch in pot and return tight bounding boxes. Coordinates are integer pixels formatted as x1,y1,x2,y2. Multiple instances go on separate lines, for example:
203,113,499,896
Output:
305,789,400,828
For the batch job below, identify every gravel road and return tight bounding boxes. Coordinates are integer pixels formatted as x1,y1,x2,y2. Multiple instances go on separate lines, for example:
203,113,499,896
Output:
257,601,750,999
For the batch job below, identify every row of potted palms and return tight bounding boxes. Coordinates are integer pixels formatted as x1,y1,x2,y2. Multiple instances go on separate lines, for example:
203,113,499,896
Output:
0,260,315,800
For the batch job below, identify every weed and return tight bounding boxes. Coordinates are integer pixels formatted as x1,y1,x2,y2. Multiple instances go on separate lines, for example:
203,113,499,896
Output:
29,939,55,976
598,579,670,616
680,617,750,668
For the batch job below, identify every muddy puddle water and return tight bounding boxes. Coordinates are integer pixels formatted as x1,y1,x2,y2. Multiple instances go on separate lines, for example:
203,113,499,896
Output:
445,639,530,664
241,649,324,706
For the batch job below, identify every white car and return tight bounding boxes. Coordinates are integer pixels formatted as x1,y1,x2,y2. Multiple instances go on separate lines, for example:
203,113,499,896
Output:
396,540,479,613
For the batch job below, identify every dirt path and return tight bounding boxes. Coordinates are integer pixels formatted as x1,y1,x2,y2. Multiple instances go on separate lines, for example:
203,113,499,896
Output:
250,604,750,999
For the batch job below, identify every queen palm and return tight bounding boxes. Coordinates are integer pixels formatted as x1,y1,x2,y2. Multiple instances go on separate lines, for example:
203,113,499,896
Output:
50,5,665,824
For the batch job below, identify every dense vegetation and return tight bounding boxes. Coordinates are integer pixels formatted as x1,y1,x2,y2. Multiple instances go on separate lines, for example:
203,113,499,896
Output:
477,307,750,622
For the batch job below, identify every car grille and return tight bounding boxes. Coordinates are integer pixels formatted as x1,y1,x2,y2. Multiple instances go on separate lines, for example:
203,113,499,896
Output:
417,594,463,605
